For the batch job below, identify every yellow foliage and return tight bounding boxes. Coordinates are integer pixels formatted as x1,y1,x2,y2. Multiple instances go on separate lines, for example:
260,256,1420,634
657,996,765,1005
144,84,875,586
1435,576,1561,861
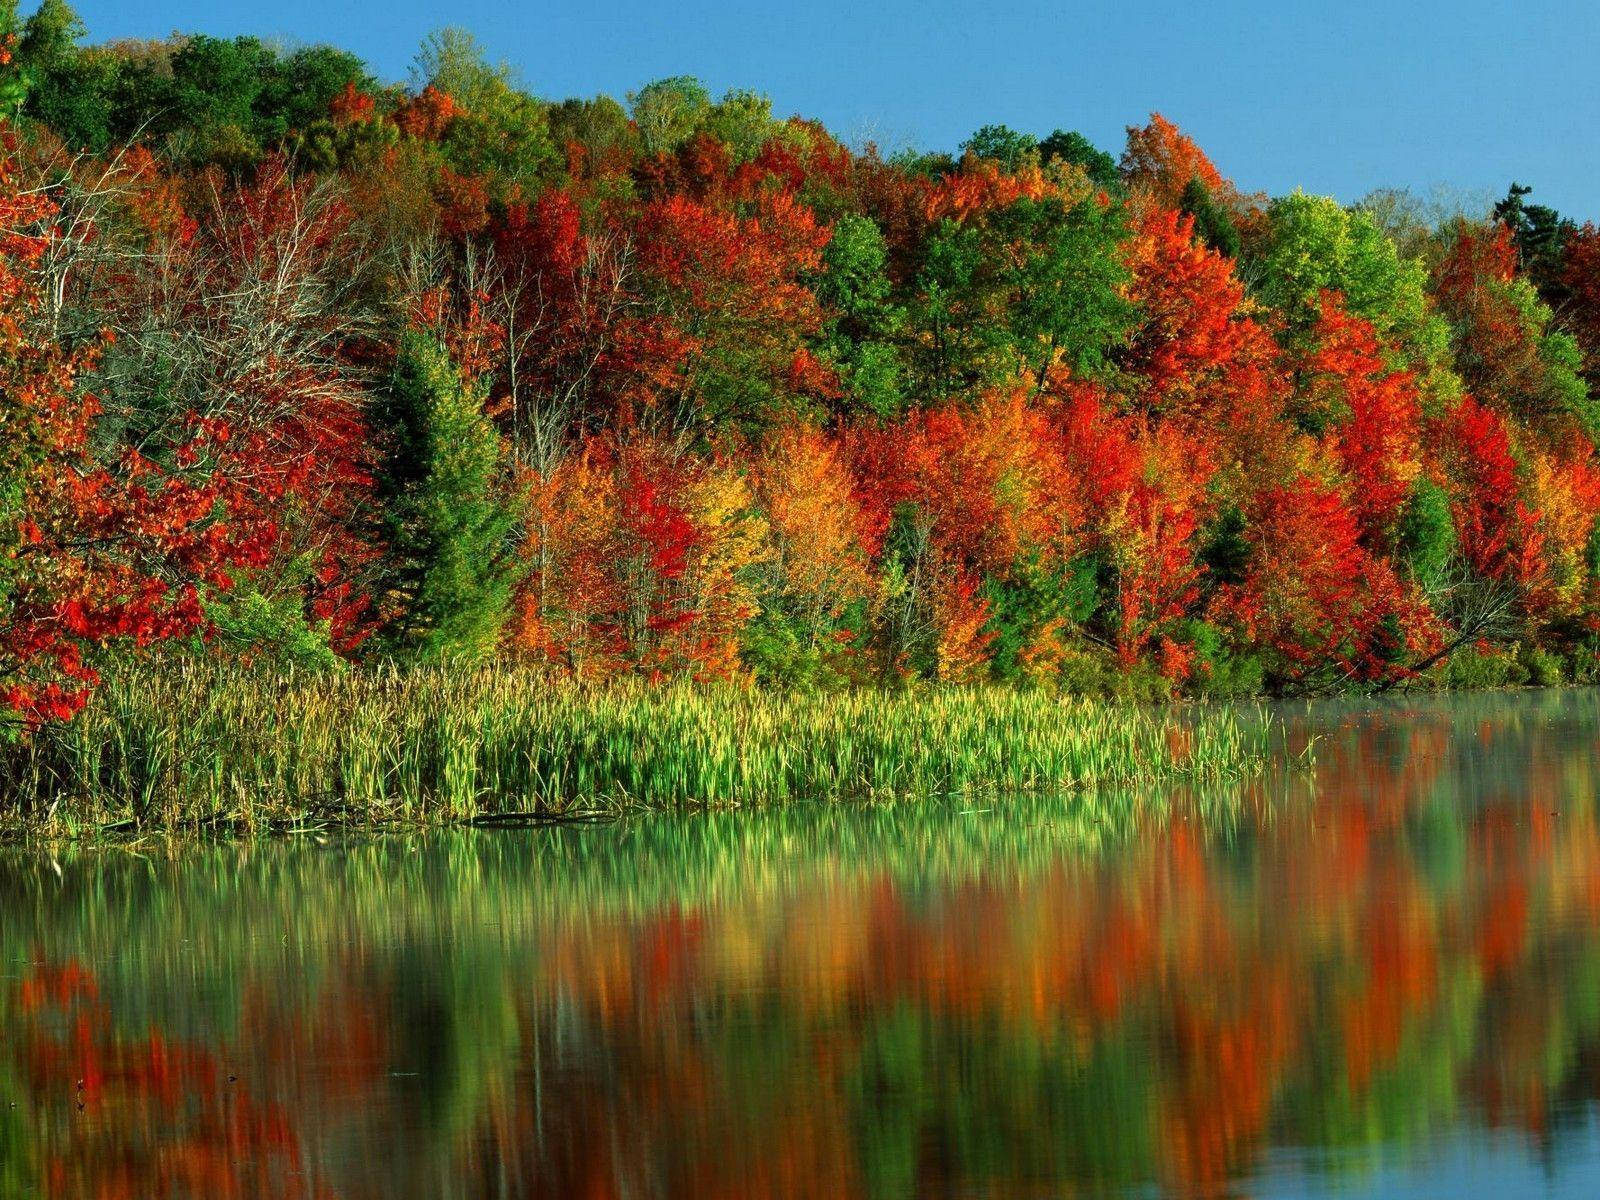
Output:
1527,450,1600,610
752,424,871,620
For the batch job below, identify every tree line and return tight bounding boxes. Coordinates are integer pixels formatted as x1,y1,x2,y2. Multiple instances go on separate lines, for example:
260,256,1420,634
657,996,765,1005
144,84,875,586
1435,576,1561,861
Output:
4,0,1600,726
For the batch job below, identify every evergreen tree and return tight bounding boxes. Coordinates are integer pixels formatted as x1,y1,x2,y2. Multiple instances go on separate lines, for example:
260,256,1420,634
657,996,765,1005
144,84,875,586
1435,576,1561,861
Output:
1179,178,1240,258
1494,182,1574,300
1397,478,1458,589
374,332,520,661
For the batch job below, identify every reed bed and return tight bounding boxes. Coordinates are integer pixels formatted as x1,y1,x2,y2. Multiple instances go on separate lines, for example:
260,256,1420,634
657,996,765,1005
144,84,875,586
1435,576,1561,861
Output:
0,663,1273,833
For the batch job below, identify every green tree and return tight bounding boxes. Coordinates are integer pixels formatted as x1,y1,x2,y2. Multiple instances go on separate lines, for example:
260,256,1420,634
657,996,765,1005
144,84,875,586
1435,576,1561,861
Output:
910,218,988,398
1037,129,1119,191
12,0,119,150
986,194,1134,392
629,75,711,156
1397,478,1457,589
548,94,636,164
704,88,777,162
163,35,271,154
911,194,1133,400
0,1,27,112
1179,178,1240,258
1253,191,1453,383
1494,182,1574,300
374,332,520,661
815,213,906,416
414,27,558,187
258,45,370,141
961,124,1036,171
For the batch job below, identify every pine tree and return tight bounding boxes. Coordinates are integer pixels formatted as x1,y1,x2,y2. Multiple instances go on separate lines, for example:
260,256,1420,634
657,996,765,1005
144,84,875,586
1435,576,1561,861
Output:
374,331,520,661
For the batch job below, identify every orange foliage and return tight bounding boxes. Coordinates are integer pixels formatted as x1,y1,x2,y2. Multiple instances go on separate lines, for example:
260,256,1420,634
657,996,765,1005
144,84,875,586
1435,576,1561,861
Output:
393,85,459,141
1120,112,1231,210
751,424,872,619
515,433,765,679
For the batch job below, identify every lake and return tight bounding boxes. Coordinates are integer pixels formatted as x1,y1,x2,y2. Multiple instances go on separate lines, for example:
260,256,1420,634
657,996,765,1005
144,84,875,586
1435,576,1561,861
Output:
2,690,1599,1198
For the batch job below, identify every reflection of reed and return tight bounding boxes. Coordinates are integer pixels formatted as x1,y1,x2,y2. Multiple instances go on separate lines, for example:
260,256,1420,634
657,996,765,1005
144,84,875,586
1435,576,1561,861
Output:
0,691,1596,1198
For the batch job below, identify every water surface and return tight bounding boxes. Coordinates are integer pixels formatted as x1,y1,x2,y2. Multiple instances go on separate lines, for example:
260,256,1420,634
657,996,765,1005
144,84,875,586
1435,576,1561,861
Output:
2,690,1599,1198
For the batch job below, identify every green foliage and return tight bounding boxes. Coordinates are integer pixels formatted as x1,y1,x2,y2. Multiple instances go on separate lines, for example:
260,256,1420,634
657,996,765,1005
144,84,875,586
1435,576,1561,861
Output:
1037,129,1120,190
1523,644,1565,687
12,0,115,148
911,194,1134,399
15,0,79,66
415,27,558,187
198,561,341,672
740,600,866,691
374,332,520,662
1179,177,1240,258
629,75,711,156
1398,478,1458,588
1570,628,1600,685
911,218,987,397
14,21,373,161
170,37,367,160
816,213,906,416
0,2,27,113
1181,619,1265,698
988,195,1135,387
1446,641,1568,690
961,124,1036,170
271,46,373,133
876,504,938,678
1254,191,1452,378
704,88,778,162
980,556,1091,685
547,94,634,162
1466,266,1600,436
1442,644,1529,690
1494,182,1574,295
888,146,957,179
1537,322,1596,436
289,109,399,173
1,664,1269,826
1200,506,1251,588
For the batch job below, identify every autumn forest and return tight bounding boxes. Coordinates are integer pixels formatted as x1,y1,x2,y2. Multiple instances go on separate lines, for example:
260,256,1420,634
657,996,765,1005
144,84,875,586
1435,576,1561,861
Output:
3,1,1600,738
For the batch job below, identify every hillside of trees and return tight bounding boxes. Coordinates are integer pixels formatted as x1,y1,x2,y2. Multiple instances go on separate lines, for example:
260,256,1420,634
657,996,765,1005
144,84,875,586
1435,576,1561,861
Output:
4,0,1600,727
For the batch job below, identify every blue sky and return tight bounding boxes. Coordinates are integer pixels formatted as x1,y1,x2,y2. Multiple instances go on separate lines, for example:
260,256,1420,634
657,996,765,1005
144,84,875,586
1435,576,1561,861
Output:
60,0,1600,220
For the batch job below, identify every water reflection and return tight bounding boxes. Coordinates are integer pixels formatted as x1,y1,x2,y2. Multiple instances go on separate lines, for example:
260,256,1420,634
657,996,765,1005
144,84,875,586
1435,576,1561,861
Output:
2,690,1599,1198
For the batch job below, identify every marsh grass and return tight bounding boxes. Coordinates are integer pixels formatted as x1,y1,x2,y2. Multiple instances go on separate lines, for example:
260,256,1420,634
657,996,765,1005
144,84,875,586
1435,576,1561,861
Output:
0,663,1273,834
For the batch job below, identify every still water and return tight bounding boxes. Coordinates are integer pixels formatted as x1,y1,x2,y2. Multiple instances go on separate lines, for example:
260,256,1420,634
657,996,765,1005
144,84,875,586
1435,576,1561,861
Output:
2,691,1600,1198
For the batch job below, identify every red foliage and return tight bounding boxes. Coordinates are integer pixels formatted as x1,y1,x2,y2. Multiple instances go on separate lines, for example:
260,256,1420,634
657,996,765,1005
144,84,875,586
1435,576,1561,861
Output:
1119,206,1290,484
1431,396,1546,590
1219,476,1432,680
1302,299,1423,540
434,167,491,238
0,137,264,724
1560,222,1600,370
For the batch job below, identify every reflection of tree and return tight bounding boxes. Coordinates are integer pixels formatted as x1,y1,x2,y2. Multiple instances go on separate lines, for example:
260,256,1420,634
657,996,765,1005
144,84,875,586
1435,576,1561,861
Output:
0,960,328,1199
0,694,1599,1197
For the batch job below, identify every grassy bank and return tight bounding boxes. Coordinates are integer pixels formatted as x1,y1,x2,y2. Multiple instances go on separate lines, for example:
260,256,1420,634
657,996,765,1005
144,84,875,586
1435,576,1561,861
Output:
0,664,1274,834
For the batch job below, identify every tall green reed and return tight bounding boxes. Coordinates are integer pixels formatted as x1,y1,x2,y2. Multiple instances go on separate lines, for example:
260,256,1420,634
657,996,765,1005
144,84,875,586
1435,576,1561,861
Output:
0,662,1273,832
